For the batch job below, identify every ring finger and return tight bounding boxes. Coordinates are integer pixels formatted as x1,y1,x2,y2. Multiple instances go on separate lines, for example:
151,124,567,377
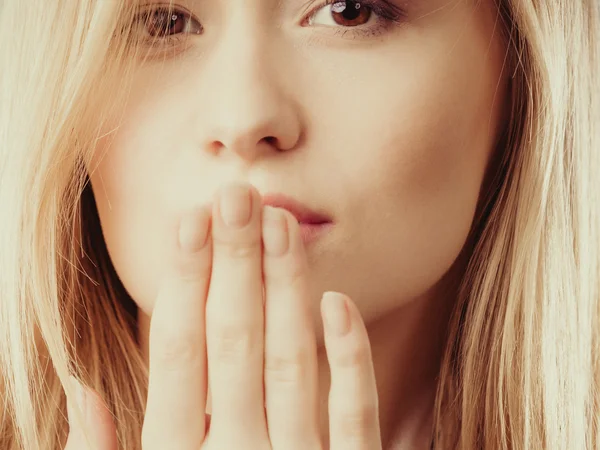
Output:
262,207,321,449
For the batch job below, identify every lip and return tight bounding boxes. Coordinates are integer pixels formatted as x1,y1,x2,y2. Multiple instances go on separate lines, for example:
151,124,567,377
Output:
261,193,333,244
261,193,332,224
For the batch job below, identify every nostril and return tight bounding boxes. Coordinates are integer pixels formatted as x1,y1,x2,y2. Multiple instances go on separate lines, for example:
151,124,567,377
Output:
263,136,277,145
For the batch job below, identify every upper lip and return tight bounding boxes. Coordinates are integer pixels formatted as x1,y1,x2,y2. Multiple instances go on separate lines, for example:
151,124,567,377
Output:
261,193,332,224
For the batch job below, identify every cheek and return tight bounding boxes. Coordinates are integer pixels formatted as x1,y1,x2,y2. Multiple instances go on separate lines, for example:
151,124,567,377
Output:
322,116,487,314
89,123,181,316
87,4,507,320
309,32,506,314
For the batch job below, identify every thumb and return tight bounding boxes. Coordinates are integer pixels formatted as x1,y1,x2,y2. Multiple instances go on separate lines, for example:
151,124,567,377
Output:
64,376,118,450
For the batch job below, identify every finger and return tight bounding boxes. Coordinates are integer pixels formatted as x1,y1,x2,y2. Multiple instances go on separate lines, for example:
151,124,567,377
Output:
323,292,382,450
141,206,212,450
205,183,266,439
262,207,321,449
65,377,118,450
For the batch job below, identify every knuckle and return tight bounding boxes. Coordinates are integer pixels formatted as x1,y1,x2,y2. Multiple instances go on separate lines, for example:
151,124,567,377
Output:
212,321,261,360
151,325,203,369
286,261,307,284
174,256,212,282
268,256,308,289
334,342,372,369
334,403,379,438
213,236,260,259
265,347,310,385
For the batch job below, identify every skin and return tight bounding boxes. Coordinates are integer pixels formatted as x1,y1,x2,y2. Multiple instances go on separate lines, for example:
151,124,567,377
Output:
79,0,509,447
67,192,382,449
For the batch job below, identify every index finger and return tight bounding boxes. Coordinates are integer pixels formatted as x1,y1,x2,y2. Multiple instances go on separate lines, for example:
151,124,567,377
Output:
141,206,212,450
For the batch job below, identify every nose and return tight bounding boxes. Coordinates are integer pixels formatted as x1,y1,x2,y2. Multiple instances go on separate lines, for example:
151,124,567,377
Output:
197,29,302,162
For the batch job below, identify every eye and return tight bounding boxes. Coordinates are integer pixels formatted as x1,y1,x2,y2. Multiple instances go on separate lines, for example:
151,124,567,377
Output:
310,1,376,28
136,6,203,39
303,0,407,38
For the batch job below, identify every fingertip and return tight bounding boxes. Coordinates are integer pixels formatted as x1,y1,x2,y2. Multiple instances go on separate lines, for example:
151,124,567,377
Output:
321,291,351,337
178,206,212,254
169,206,213,284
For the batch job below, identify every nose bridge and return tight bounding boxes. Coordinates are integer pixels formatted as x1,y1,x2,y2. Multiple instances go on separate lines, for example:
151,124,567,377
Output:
199,22,300,158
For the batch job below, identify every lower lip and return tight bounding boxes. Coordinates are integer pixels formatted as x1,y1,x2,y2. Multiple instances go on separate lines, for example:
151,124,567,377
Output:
299,222,333,245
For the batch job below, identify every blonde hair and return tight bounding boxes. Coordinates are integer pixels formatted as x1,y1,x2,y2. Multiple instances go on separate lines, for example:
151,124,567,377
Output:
0,1,598,448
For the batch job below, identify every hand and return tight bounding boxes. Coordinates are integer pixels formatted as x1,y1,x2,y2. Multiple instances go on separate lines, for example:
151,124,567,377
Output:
65,182,383,450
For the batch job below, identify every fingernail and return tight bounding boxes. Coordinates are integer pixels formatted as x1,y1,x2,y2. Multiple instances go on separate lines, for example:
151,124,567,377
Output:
262,207,289,256
178,208,210,253
322,292,351,337
219,184,252,228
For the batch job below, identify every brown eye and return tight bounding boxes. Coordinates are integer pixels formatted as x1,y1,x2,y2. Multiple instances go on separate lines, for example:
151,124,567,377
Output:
311,1,373,28
140,7,202,38
330,1,372,27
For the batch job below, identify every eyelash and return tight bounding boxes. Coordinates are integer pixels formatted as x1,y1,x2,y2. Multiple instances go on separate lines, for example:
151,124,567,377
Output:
306,0,406,39
133,5,200,49
134,1,407,50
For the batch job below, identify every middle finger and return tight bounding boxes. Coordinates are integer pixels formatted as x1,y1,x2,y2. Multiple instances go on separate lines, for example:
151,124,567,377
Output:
205,183,267,439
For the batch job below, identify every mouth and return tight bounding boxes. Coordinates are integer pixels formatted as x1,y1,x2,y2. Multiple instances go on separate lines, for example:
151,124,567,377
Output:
261,193,333,245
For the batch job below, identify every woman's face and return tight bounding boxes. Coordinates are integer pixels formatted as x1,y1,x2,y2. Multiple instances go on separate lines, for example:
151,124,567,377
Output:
90,0,508,329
